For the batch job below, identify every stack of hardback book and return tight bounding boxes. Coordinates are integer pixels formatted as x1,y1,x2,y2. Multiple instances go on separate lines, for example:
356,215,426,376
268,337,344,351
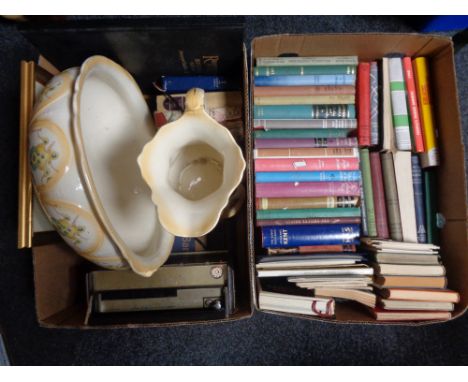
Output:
364,239,459,321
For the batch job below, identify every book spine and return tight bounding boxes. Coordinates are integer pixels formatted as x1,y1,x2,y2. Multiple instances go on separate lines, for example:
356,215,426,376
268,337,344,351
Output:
254,105,356,119
254,157,360,172
424,169,439,244
359,149,377,237
160,76,236,93
257,217,361,227
380,152,403,241
388,57,412,150
413,57,440,167
254,95,355,105
370,152,390,239
254,75,356,87
256,56,359,66
255,171,362,183
266,244,356,254
256,207,362,220
370,62,379,146
411,155,427,243
254,137,358,149
359,178,368,236
254,85,356,97
382,58,396,151
254,65,357,76
253,119,358,130
261,224,361,248
402,57,425,153
254,129,352,139
171,237,205,252
253,147,359,159
255,182,361,198
358,62,371,146
256,196,360,210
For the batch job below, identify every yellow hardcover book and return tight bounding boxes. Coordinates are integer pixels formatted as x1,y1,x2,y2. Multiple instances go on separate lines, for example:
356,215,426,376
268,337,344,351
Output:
253,94,355,105
412,57,439,167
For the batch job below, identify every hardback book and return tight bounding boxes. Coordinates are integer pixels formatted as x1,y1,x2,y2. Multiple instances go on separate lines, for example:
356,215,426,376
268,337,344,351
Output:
402,57,425,153
256,56,358,66
258,291,335,317
388,57,412,150
254,129,353,139
256,207,361,221
258,264,373,278
379,299,454,311
254,85,355,97
258,254,366,264
256,256,363,270
372,252,440,265
253,147,359,159
381,58,396,151
360,149,377,237
254,157,360,172
357,62,371,146
160,75,238,93
294,279,373,290
370,61,379,146
255,181,361,198
254,65,356,76
359,176,368,237
381,152,403,241
424,169,439,244
370,152,389,239
255,171,361,183
253,119,358,130
413,57,440,167
254,104,355,120
261,224,361,248
393,151,418,242
267,244,356,255
254,74,356,87
256,217,362,227
361,238,439,252
171,236,206,252
254,95,355,105
378,288,460,303
373,275,447,289
256,196,360,210
254,137,358,149
411,155,427,243
372,263,445,277
314,287,377,308
371,307,451,321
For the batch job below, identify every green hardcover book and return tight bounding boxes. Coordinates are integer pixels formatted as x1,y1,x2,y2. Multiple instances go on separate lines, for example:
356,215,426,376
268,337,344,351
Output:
256,207,361,220
424,169,439,245
359,149,377,237
381,152,403,241
254,129,352,139
254,65,356,76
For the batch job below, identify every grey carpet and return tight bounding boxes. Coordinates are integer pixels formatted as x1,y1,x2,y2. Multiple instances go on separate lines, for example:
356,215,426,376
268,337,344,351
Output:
0,16,467,365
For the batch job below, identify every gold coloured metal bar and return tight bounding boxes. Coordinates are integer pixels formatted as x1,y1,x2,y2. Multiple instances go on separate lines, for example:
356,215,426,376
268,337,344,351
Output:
17,61,35,249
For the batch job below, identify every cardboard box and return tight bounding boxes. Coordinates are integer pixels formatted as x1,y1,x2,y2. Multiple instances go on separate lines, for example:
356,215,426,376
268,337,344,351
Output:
17,19,253,328
247,34,468,324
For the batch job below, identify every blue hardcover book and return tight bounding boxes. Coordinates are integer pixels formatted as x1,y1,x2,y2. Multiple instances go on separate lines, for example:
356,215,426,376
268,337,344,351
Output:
411,155,427,243
254,104,355,119
160,76,238,93
261,224,361,248
172,237,204,252
254,74,356,86
255,171,361,183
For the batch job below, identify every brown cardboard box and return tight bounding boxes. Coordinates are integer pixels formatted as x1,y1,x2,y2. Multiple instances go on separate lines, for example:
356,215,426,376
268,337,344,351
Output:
247,34,468,324
18,21,253,328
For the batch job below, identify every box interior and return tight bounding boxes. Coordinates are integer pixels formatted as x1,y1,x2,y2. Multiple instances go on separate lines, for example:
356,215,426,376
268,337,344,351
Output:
248,34,468,324
21,20,252,328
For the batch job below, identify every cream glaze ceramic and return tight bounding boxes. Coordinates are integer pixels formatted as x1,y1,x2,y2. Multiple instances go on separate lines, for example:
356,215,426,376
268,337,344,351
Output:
72,56,174,277
138,88,246,237
29,67,127,270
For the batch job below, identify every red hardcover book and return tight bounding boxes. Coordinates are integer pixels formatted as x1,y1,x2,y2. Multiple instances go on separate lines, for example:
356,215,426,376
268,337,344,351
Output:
357,62,371,146
369,152,389,239
267,244,356,255
254,85,355,97
254,157,360,172
256,217,361,227
402,57,425,153
255,182,361,198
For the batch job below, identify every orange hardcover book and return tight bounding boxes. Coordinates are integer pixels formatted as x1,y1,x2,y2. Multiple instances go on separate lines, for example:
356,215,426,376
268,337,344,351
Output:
379,288,459,303
373,275,447,289
371,307,451,321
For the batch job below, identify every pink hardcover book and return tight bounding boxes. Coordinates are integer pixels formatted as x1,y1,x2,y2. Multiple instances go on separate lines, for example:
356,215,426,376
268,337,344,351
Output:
255,182,361,198
254,157,360,172
254,138,358,149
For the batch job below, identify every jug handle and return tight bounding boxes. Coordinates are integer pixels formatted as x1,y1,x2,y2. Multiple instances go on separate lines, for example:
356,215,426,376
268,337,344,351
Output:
185,88,205,112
